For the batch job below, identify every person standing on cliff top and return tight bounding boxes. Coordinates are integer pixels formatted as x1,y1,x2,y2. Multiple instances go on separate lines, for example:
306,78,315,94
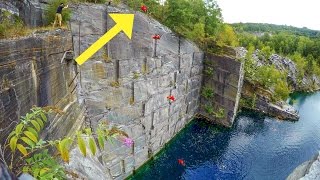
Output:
53,3,68,28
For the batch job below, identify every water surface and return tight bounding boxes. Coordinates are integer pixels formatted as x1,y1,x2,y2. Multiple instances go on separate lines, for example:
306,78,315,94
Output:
130,92,320,180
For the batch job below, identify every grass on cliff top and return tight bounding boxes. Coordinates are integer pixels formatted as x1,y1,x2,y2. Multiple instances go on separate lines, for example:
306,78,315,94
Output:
0,25,69,40
0,25,69,39
0,10,26,39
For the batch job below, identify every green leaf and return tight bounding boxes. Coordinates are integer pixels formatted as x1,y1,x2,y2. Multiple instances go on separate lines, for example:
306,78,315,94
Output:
24,131,38,143
85,128,92,135
40,112,47,122
26,113,31,120
89,137,97,156
9,136,18,152
7,131,16,139
36,118,44,129
22,166,29,173
40,168,49,176
21,137,35,148
27,127,39,138
97,132,105,150
15,123,24,135
61,146,70,163
59,138,71,163
17,144,28,156
55,142,61,153
77,134,86,157
33,168,40,178
31,120,41,132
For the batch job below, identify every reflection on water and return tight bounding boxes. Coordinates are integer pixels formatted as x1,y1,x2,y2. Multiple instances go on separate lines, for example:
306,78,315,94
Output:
130,92,320,180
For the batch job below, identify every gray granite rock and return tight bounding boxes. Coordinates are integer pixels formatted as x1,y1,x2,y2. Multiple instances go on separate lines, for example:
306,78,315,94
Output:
0,0,44,27
287,152,320,180
68,4,205,179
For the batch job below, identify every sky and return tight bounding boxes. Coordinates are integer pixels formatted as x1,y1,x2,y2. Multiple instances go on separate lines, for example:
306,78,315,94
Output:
215,0,320,30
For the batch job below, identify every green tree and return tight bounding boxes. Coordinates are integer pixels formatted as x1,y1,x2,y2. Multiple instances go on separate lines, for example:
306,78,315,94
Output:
255,65,285,88
215,24,239,46
290,52,306,80
274,81,290,101
306,54,315,75
260,45,274,59
187,18,206,45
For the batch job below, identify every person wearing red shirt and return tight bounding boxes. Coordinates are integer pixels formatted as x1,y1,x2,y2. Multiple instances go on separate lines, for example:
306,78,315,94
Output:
141,5,148,13
152,34,161,40
167,95,175,102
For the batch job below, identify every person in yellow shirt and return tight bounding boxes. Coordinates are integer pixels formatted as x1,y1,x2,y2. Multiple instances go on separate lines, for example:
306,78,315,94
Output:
53,3,68,28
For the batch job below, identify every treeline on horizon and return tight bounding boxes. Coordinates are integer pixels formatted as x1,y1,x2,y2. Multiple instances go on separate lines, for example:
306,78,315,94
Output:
234,23,320,79
232,23,320,38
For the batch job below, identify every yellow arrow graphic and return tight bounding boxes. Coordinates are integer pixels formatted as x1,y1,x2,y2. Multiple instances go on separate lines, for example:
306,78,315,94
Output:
75,14,135,65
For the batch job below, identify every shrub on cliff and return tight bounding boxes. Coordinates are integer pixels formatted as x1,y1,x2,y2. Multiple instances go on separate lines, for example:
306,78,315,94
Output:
126,0,225,48
0,10,26,38
215,24,239,47
274,81,290,101
0,107,132,179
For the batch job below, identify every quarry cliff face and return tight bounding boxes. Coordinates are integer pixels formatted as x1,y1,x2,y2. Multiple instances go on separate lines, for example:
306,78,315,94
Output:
0,30,85,145
65,4,245,179
67,4,204,179
200,54,244,127
0,3,245,179
0,0,45,27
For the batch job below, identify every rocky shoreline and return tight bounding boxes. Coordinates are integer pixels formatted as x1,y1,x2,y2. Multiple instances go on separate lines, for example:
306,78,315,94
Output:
287,151,320,180
235,47,320,122
239,94,299,121
255,95,299,121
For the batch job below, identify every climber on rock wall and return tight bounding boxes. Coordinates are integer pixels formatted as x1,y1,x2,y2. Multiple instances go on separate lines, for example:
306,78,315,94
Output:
152,34,161,40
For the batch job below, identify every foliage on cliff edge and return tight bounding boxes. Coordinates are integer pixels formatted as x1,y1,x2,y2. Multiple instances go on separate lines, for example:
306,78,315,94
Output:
126,0,238,48
0,107,132,179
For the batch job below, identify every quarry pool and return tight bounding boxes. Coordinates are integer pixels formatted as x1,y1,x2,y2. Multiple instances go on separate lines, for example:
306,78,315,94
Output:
129,92,320,180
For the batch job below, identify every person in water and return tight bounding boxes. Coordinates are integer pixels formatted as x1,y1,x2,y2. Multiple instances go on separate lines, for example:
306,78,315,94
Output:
178,159,186,166
53,3,69,28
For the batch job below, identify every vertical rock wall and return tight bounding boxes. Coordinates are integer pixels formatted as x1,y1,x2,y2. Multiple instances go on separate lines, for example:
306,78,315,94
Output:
200,54,244,127
69,4,204,179
0,3,245,179
0,0,44,27
0,30,85,144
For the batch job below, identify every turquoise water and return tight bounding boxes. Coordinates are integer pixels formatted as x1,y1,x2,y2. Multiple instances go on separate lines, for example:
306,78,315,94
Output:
130,92,320,180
